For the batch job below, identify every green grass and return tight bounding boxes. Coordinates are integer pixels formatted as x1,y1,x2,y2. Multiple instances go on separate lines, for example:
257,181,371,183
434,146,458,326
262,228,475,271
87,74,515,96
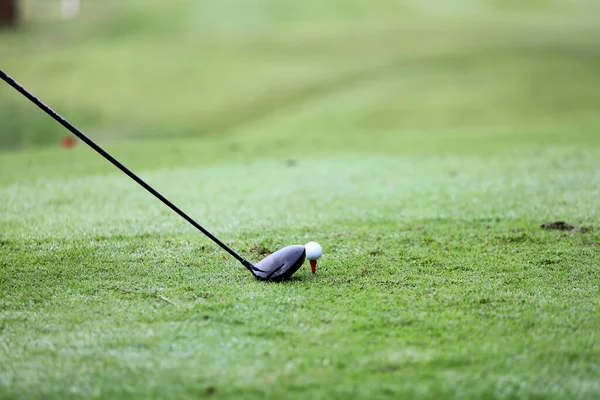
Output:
1,1,600,399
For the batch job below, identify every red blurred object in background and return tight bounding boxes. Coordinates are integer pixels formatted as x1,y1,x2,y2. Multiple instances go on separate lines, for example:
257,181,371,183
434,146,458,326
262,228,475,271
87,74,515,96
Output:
61,135,76,148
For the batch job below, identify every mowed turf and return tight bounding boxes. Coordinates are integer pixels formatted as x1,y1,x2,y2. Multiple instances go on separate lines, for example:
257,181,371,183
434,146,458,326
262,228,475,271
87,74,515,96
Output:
1,1,600,399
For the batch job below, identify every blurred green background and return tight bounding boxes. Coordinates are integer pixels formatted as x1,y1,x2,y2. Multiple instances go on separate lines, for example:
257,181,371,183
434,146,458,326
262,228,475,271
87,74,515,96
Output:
2,0,599,150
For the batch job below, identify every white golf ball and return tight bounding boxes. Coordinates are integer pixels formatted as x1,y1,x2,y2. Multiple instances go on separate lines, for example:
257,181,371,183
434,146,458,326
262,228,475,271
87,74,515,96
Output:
305,241,323,260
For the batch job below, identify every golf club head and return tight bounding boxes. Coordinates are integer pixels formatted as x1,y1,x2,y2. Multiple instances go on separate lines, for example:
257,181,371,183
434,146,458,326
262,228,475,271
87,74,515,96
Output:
250,245,306,282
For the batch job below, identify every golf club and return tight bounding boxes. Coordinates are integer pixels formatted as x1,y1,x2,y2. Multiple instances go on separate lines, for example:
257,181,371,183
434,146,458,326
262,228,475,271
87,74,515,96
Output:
0,68,318,282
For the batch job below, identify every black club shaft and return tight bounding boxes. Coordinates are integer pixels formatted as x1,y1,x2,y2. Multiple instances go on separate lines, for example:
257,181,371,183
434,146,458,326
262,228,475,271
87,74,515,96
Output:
0,68,253,271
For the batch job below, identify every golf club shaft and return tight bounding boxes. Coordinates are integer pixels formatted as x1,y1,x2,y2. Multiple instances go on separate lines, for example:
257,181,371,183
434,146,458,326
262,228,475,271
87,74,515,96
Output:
0,68,253,270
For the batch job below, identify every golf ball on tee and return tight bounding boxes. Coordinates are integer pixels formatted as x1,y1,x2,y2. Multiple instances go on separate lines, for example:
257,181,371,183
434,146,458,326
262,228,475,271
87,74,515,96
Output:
305,241,322,260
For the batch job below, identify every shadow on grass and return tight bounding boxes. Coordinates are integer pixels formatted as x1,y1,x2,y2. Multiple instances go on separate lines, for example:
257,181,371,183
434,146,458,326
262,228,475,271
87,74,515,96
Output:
268,274,315,284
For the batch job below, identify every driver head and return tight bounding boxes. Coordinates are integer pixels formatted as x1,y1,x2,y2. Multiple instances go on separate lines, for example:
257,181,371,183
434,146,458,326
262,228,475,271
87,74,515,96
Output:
250,245,306,282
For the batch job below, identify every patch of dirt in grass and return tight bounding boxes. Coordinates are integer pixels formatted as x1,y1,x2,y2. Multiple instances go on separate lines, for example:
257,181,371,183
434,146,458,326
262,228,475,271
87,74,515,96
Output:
250,242,273,256
540,221,589,233
205,386,216,396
